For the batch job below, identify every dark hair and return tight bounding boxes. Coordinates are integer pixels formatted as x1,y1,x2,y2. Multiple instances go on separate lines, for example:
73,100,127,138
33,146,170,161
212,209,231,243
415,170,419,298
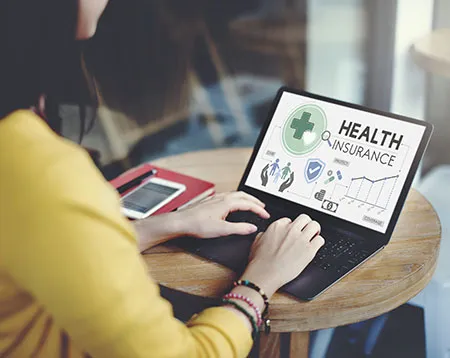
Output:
0,0,95,140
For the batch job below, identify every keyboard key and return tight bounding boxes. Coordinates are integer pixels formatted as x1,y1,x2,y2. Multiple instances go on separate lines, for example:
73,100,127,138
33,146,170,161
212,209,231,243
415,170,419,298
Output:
337,265,349,273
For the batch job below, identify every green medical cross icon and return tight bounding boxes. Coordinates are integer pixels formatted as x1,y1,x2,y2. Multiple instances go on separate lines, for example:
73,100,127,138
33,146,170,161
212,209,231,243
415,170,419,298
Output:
290,112,314,139
282,104,327,156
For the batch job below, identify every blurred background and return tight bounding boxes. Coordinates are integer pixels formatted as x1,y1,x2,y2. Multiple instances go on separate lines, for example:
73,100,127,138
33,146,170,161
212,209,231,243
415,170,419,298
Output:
61,0,450,357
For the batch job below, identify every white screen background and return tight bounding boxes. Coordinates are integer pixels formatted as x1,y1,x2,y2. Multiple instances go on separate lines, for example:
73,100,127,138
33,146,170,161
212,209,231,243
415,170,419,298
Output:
245,92,425,233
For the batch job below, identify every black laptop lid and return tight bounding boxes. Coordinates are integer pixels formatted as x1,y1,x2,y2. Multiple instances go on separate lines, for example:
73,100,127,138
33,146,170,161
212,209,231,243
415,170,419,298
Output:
238,87,433,244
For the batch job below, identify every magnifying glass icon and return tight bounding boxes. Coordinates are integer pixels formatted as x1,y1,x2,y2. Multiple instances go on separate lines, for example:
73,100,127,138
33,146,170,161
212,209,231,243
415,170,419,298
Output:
321,130,332,147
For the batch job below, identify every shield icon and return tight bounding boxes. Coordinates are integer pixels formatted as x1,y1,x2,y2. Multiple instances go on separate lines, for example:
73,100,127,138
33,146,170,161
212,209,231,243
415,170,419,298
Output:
304,158,326,184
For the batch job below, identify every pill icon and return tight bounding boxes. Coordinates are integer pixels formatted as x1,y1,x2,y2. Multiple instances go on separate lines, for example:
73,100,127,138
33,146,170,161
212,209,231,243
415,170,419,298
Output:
324,176,335,184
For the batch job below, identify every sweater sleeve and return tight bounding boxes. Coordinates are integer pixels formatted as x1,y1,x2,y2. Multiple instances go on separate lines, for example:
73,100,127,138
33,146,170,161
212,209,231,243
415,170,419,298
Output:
2,147,253,358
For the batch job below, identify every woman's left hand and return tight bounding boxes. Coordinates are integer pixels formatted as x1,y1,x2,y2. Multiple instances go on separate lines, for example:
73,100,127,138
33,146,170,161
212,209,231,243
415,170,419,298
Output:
133,191,270,252
178,191,270,238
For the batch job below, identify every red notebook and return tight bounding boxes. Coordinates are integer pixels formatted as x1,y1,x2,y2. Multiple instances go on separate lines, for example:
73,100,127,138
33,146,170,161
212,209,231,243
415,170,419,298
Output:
110,163,215,215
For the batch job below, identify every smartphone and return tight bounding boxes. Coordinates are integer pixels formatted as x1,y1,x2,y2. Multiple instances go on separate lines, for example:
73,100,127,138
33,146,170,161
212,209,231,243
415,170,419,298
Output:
120,177,186,219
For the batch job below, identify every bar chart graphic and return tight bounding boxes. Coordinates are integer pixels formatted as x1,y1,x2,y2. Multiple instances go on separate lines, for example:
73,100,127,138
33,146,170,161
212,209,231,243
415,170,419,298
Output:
345,175,399,209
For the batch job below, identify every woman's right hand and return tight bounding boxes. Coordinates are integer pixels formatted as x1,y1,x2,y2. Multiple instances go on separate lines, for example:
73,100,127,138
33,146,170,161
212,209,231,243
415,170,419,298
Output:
241,214,325,299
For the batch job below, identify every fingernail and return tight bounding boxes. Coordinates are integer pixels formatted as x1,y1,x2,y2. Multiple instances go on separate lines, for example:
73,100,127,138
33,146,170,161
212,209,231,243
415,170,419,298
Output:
249,224,258,232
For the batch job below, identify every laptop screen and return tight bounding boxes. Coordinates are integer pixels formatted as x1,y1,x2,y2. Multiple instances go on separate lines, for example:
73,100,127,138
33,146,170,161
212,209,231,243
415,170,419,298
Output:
245,92,426,233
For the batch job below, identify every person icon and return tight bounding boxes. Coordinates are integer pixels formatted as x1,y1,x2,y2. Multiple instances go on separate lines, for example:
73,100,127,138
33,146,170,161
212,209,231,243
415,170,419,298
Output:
281,162,292,179
270,158,280,176
273,168,282,184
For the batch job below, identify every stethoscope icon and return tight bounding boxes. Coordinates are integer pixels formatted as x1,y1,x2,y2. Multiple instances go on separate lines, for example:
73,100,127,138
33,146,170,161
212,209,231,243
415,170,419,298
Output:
321,130,332,147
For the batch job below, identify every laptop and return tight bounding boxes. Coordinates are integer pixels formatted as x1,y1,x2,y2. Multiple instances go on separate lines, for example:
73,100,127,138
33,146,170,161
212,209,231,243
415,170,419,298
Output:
177,87,433,301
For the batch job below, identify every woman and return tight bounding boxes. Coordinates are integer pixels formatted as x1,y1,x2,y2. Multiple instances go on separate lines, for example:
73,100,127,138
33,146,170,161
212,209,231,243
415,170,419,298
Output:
0,1,325,357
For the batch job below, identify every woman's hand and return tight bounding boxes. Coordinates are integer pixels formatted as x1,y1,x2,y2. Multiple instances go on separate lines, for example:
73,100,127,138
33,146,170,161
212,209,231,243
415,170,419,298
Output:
178,191,270,238
134,191,269,251
240,214,325,298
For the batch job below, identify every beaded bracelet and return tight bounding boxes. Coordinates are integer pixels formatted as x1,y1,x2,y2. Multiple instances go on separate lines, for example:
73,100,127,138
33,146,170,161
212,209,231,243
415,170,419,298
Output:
233,280,269,317
222,299,259,339
233,280,271,334
223,293,263,327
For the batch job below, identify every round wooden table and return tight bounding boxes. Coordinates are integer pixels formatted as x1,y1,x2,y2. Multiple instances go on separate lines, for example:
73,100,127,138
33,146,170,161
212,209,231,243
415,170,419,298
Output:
143,148,441,358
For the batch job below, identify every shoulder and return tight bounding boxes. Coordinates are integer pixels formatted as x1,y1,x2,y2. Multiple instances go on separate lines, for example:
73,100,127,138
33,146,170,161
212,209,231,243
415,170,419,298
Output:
0,112,137,264
0,110,120,219
0,110,72,174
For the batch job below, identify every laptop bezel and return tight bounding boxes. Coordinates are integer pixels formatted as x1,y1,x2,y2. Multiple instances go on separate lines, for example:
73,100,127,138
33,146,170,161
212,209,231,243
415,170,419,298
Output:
237,87,433,245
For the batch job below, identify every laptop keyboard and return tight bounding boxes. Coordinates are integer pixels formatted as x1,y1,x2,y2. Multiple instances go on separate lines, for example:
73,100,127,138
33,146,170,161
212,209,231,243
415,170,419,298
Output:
227,208,282,232
227,210,372,275
311,234,371,274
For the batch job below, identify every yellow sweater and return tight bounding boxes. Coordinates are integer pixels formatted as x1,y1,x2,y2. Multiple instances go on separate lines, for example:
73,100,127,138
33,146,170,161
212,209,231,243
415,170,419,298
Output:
0,110,252,358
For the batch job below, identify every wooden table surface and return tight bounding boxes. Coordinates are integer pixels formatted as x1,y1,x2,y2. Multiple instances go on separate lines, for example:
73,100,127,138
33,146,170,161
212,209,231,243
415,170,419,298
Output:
411,28,450,78
143,148,441,357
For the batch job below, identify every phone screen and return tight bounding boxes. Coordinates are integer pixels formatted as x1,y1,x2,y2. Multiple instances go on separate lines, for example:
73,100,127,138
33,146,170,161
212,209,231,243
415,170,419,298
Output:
121,181,179,213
